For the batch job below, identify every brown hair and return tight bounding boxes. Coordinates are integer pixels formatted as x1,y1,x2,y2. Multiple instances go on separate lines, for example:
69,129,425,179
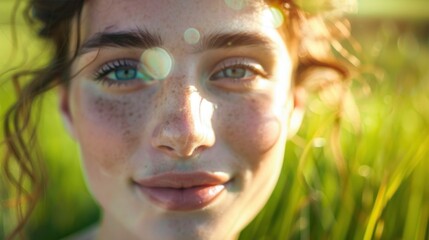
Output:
1,0,352,238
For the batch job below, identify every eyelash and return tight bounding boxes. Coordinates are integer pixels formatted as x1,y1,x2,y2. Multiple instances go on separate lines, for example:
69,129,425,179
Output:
92,58,269,88
93,59,136,78
216,61,269,80
93,59,141,85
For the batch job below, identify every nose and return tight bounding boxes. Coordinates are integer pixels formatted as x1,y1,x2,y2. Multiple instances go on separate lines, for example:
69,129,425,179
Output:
151,85,215,159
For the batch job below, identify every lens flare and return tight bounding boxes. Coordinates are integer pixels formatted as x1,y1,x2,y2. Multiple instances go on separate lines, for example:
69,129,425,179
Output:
224,0,248,10
140,47,173,80
184,28,201,45
263,7,284,28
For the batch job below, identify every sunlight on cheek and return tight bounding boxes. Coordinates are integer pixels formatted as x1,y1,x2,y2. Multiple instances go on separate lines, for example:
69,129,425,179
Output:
253,119,282,155
222,101,283,158
271,83,291,118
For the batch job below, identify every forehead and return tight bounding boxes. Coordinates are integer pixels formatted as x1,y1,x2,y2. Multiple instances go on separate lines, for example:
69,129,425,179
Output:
81,0,272,39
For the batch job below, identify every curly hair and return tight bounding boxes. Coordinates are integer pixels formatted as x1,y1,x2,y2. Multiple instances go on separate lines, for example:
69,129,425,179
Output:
2,0,353,239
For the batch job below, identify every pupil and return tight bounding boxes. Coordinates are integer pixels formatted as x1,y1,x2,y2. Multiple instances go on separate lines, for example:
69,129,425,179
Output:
228,68,244,78
116,69,136,80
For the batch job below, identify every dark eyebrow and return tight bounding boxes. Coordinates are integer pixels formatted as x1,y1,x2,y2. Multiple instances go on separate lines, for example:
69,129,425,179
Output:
78,29,276,56
197,32,277,52
78,28,162,55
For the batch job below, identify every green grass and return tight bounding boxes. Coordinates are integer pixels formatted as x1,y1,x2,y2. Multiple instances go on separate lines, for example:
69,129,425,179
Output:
1,4,428,240
240,19,429,240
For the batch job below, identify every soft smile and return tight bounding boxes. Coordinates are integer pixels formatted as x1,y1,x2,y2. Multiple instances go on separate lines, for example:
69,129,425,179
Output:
133,172,230,211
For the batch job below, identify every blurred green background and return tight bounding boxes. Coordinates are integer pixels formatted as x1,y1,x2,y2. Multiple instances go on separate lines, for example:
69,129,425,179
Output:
1,0,428,239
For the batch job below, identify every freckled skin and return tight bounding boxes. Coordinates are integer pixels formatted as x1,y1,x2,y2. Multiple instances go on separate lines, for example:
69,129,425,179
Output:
63,0,297,240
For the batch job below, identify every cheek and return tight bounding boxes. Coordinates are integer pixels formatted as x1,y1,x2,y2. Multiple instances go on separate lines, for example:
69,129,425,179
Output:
218,94,288,162
70,88,150,175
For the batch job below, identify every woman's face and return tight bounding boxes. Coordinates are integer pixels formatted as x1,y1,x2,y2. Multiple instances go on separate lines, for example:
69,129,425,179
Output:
62,0,299,239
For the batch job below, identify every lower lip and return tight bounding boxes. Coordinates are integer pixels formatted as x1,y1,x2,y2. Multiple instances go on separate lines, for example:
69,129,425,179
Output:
136,184,226,211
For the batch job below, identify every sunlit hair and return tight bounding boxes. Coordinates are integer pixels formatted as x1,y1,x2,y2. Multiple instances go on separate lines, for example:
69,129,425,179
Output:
1,0,355,239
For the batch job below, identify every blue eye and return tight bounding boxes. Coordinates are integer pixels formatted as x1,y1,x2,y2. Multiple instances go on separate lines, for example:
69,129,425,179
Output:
211,67,254,80
94,59,153,84
106,67,150,81
210,62,267,81
208,60,271,92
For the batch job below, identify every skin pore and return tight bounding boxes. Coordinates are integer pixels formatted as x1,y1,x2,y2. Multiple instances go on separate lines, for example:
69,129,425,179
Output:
60,0,303,239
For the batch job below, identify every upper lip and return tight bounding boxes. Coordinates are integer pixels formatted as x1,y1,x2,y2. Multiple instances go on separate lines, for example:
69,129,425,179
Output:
134,171,230,189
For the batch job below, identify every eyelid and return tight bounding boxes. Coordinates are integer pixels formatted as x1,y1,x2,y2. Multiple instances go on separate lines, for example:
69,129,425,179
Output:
219,63,268,79
213,58,270,79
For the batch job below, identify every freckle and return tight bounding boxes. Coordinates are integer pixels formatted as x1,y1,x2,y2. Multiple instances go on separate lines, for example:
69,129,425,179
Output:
129,112,134,117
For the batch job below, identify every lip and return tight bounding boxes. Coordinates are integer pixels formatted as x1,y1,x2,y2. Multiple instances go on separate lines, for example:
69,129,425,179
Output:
133,172,229,211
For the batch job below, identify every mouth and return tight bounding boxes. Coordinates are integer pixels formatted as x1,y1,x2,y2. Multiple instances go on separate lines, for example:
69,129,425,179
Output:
133,171,230,211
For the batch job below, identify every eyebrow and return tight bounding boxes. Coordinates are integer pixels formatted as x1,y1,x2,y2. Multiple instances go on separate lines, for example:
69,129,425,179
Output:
197,31,277,52
78,28,276,55
78,28,163,55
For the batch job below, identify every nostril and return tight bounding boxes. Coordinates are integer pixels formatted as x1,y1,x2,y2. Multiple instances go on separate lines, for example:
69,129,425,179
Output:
160,144,205,158
159,145,175,152
192,145,206,156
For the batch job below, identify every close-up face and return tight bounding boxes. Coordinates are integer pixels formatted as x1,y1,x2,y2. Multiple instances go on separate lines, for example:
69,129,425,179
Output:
61,0,299,239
